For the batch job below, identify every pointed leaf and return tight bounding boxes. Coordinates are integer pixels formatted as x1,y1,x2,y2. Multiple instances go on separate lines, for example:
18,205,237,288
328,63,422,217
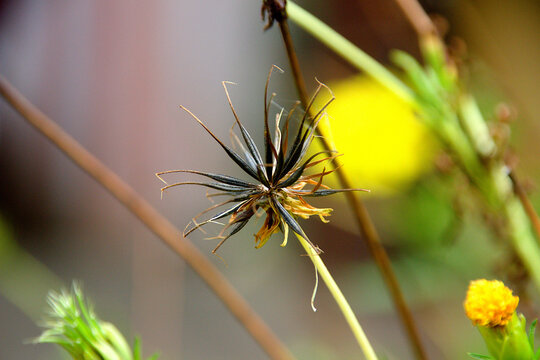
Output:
467,353,494,360
133,338,142,360
529,319,538,349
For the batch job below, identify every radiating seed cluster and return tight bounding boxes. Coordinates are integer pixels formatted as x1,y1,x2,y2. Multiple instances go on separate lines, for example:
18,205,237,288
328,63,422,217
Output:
157,66,367,253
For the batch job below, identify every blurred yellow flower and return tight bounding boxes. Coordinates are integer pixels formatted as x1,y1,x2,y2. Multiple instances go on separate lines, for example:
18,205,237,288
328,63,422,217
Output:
311,75,437,196
464,279,519,327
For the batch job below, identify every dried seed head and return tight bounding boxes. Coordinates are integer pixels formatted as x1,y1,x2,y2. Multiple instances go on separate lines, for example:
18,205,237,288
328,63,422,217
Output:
157,67,368,253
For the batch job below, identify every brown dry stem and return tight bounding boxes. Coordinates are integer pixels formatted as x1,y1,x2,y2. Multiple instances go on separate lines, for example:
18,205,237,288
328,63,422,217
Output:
0,74,295,360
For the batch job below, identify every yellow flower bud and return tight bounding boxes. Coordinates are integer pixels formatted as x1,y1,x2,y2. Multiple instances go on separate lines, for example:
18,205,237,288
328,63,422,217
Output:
464,279,519,327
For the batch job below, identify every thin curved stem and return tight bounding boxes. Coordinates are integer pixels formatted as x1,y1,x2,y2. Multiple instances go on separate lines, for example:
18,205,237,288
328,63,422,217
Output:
509,171,540,243
295,233,378,360
0,74,295,360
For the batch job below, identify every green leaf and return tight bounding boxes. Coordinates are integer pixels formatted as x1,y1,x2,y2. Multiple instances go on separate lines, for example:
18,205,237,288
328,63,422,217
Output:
36,283,157,360
467,353,494,360
133,338,142,360
529,319,538,350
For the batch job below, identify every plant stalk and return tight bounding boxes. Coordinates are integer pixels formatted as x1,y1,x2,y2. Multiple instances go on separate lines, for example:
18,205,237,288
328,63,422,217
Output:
0,74,295,360
509,171,540,243
274,4,428,359
295,233,378,360
286,1,415,106
285,0,540,294
458,96,540,289
391,0,437,37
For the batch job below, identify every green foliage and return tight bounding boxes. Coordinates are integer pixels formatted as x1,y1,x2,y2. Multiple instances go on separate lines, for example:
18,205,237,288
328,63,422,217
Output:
391,41,490,199
35,283,158,360
472,314,537,360
468,353,495,360
528,319,537,350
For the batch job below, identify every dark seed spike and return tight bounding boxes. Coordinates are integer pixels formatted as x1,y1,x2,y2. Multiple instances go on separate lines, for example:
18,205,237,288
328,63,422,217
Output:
155,169,257,188
300,165,341,182
230,130,258,171
276,150,335,189
186,193,258,235
281,101,300,156
295,150,338,171
274,101,300,178
264,93,280,182
231,206,256,224
308,166,326,194
270,107,285,177
311,177,325,194
264,66,285,182
161,181,251,194
205,190,260,199
212,219,250,254
273,107,284,154
299,168,341,195
264,66,284,132
294,82,323,143
286,81,325,155
289,94,336,174
189,198,237,223
303,152,341,171
301,188,370,197
304,79,335,130
222,81,268,186
299,80,336,158
180,105,260,180
298,98,335,158
279,84,325,179
184,200,249,237
271,197,318,250
211,206,256,253
278,136,305,180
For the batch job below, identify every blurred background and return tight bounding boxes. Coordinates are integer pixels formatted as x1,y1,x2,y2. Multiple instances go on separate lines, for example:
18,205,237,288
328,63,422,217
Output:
1,0,540,359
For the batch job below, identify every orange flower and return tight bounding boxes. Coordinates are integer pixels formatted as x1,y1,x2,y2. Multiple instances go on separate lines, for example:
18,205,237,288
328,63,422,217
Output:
464,279,519,327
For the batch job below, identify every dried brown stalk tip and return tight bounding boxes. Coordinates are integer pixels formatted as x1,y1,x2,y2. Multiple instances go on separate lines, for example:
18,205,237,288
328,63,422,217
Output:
261,0,287,30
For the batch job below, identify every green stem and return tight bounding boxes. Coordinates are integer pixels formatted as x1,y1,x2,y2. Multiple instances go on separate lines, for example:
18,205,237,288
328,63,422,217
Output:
286,1,414,106
505,197,540,291
294,233,378,360
459,96,540,291
287,1,540,295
